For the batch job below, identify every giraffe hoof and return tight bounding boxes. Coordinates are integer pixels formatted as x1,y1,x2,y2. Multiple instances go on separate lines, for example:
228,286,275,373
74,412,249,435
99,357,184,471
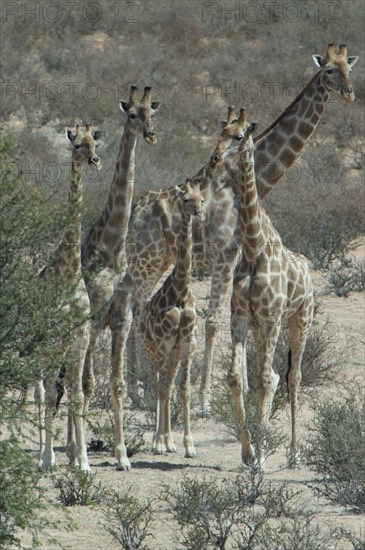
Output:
115,450,132,471
39,451,56,472
154,449,167,456
185,449,197,459
116,461,132,472
39,462,57,473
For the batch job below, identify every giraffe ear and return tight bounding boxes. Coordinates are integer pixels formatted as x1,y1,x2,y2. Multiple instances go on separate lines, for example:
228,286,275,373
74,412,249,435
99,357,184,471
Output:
65,129,75,144
347,56,359,69
92,130,102,141
248,122,257,134
120,100,129,113
312,54,325,68
151,100,161,111
175,185,185,197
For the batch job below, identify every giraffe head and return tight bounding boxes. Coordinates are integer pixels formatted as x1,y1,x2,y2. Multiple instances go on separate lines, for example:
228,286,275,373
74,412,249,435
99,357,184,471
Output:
210,107,257,167
312,43,358,102
119,85,161,144
175,179,205,219
66,124,102,170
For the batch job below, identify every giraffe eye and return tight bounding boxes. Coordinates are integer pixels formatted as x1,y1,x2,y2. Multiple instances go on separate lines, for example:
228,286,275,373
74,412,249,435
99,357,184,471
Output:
326,68,334,74
235,135,244,141
74,144,81,149
129,112,137,119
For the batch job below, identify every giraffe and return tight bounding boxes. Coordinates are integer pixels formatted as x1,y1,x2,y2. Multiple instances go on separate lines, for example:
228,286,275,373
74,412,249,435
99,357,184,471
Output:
80,85,161,471
199,41,358,412
124,43,358,416
139,180,204,458
37,124,101,471
217,108,313,469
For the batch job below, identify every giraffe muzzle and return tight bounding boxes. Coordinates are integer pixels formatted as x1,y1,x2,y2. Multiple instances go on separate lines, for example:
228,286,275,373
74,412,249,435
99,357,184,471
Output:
144,129,157,144
195,208,205,220
90,156,102,170
341,86,355,102
210,153,220,167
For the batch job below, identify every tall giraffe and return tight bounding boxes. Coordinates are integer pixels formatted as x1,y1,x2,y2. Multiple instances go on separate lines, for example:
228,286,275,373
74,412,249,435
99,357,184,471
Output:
81,85,161,471
38,124,101,471
139,180,205,458
218,108,313,469
198,42,358,412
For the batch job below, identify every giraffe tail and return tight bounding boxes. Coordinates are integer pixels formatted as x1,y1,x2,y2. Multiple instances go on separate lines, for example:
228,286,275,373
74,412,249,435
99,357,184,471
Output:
285,349,292,401
55,365,66,414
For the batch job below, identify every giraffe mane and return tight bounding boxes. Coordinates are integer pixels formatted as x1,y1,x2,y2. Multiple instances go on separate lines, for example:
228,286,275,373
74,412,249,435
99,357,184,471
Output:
253,70,321,144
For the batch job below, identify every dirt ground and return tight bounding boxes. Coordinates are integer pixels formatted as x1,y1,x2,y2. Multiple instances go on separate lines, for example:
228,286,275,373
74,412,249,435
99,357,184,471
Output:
19,240,364,549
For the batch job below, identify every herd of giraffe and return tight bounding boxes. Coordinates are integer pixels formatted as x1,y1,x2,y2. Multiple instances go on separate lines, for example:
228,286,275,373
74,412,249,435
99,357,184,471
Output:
37,43,358,473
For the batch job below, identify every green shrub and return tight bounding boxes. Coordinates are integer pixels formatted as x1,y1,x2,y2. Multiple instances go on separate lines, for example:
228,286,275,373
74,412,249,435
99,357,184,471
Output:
0,129,82,415
0,130,76,546
303,392,365,513
102,485,153,549
162,471,357,549
328,257,365,297
0,438,49,548
52,468,104,507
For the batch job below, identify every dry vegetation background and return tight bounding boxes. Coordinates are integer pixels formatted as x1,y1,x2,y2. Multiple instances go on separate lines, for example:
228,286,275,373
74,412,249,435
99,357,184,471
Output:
1,0,364,549
2,0,364,241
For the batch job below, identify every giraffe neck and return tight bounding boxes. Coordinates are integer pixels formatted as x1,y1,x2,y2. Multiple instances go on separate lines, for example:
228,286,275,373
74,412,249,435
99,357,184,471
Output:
239,143,267,262
102,122,137,245
82,122,137,269
170,209,193,301
254,70,331,199
49,161,84,278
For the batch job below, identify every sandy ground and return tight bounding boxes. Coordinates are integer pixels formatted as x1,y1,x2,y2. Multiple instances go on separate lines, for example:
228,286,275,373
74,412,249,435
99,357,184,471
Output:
17,240,364,549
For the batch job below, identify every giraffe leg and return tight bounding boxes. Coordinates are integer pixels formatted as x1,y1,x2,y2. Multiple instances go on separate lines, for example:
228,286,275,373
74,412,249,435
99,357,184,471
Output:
180,320,197,458
228,310,255,465
128,260,171,404
287,312,311,468
126,325,142,406
158,345,180,454
34,380,45,469
65,324,90,472
66,408,77,466
155,393,167,454
140,335,160,452
153,334,180,455
82,321,99,415
199,249,239,415
152,369,159,452
164,391,176,453
110,313,132,471
154,356,170,456
40,374,57,471
254,323,281,471
241,343,249,395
